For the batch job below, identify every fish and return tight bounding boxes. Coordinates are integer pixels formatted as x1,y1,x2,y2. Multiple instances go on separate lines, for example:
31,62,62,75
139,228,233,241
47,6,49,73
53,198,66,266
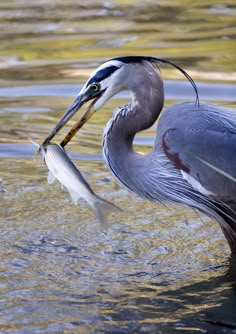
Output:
37,142,122,223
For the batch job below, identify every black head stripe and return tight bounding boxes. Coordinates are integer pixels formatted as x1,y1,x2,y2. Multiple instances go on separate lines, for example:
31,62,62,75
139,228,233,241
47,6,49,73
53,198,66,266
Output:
112,56,148,64
86,65,119,87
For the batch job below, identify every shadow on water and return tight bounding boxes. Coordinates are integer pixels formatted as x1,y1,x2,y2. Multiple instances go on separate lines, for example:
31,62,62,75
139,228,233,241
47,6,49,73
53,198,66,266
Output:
7,234,236,334
101,262,236,334
78,255,236,333
155,257,236,334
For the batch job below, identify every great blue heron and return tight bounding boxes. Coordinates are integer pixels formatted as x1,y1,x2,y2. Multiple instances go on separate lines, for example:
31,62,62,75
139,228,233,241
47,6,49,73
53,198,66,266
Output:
42,56,236,253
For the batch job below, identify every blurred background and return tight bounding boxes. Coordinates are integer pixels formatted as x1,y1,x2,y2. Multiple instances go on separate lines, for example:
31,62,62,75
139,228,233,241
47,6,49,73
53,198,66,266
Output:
0,1,236,333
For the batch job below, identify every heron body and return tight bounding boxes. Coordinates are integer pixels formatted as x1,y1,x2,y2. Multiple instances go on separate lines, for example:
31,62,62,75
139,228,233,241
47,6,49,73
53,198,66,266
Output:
43,56,236,253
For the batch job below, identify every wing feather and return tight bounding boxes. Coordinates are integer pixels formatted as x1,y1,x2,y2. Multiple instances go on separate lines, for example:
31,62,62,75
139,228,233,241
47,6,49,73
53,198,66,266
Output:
162,127,236,202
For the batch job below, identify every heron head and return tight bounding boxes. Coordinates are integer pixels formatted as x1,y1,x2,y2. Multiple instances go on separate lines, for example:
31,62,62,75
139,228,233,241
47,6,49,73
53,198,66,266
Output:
41,56,198,147
41,58,127,146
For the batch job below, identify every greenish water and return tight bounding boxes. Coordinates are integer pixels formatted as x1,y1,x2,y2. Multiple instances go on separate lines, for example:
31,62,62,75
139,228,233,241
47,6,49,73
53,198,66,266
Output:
0,1,236,333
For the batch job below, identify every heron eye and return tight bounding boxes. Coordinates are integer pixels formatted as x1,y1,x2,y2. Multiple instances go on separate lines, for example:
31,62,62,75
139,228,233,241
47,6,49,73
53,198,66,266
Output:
91,83,100,93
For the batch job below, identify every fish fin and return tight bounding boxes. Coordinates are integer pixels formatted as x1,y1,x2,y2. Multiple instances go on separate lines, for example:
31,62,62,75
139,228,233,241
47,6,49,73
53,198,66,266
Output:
68,189,81,205
93,196,122,224
47,171,56,184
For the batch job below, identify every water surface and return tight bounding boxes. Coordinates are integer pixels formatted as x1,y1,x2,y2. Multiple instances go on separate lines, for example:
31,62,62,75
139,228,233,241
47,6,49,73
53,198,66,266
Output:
0,1,236,333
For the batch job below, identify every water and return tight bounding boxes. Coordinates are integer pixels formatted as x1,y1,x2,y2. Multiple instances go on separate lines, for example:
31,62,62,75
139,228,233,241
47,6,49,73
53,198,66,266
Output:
0,1,236,333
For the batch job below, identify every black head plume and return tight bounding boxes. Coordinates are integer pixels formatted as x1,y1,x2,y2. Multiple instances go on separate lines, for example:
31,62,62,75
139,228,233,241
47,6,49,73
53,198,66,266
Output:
112,56,200,106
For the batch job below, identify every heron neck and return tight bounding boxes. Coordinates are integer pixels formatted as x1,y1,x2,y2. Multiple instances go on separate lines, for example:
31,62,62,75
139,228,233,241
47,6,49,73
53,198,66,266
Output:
103,77,164,198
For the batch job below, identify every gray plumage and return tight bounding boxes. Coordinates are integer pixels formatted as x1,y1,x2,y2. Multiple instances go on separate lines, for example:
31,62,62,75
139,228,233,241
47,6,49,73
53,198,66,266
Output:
42,56,236,253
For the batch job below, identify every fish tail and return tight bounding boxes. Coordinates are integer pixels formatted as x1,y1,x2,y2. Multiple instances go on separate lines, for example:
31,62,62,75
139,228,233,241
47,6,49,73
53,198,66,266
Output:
93,196,122,224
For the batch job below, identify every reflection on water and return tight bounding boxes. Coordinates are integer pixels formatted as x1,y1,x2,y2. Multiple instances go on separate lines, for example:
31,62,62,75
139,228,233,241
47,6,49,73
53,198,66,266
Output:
0,0,236,333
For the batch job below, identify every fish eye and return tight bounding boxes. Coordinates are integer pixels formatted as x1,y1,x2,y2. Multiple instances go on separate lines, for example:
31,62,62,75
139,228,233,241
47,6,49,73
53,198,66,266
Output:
90,83,100,93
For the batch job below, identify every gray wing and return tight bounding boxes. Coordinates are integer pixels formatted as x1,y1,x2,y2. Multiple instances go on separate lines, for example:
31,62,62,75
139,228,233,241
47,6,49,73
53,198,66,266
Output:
162,128,236,202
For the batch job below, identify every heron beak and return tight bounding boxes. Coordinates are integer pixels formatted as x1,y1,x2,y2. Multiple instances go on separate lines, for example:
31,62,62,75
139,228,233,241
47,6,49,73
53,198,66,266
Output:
41,93,86,147
34,87,101,158
59,100,96,148
34,93,89,158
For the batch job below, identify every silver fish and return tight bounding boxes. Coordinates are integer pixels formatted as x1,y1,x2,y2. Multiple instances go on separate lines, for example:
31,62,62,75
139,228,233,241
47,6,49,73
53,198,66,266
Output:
40,143,122,223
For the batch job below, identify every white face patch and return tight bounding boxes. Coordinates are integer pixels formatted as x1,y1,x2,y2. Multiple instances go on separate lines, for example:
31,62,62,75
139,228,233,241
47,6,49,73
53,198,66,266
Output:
92,67,124,111
97,60,124,71
79,60,124,97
